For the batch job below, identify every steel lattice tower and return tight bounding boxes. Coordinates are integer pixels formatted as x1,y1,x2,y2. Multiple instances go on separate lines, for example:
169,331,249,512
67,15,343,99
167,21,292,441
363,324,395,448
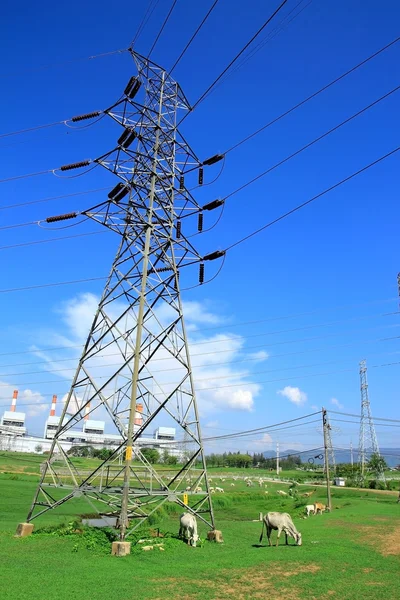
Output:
358,359,385,481
24,51,218,540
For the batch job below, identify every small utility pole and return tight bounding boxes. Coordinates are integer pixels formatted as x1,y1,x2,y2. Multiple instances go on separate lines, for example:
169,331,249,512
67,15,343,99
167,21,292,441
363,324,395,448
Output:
322,408,332,511
276,442,280,476
350,441,354,468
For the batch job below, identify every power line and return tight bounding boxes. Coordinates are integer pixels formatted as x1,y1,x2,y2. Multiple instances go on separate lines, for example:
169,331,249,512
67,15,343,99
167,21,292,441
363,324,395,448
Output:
217,0,312,91
0,332,397,374
0,187,110,212
204,419,322,442
148,0,179,58
224,34,400,155
131,0,161,47
328,409,400,424
330,418,400,429
0,48,127,79
0,359,399,394
224,144,400,252
0,276,107,294
0,231,106,252
1,347,397,381
4,77,397,213
186,0,289,115
169,0,220,74
219,82,400,200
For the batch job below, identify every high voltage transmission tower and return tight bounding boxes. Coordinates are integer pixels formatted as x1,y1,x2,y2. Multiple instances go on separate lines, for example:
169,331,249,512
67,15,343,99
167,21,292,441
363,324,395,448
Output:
17,51,224,551
358,359,385,482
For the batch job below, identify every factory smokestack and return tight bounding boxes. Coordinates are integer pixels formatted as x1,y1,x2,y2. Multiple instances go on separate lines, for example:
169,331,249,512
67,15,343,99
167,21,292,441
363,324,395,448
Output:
84,403,91,421
50,395,57,417
134,403,143,427
10,390,18,412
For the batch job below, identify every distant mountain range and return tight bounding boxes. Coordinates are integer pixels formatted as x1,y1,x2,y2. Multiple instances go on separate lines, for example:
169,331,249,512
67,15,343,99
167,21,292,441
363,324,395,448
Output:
263,448,400,468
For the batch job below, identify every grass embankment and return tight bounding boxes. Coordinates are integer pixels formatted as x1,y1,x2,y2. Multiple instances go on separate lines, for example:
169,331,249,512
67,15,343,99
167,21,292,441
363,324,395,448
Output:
1,458,400,600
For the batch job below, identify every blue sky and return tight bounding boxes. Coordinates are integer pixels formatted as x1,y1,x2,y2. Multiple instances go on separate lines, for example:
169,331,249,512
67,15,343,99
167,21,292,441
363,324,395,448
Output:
0,0,399,453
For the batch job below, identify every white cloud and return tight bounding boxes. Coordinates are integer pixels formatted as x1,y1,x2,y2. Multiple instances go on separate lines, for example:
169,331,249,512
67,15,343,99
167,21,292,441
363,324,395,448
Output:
58,293,99,342
331,397,344,410
248,350,269,362
278,386,307,406
205,420,219,429
311,404,319,410
30,294,262,420
0,381,47,417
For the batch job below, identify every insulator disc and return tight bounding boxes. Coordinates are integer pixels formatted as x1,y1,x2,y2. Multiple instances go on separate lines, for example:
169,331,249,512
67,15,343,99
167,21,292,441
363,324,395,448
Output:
199,263,205,284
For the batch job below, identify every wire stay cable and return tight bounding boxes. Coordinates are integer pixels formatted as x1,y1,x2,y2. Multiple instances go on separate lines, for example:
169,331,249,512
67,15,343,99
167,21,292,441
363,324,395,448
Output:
224,145,400,251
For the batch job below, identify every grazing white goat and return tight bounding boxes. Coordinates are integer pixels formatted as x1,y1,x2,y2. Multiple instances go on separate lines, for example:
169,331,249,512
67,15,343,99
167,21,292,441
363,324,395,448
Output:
305,504,315,517
215,486,224,493
259,512,302,547
179,513,199,547
230,483,235,487
277,490,288,497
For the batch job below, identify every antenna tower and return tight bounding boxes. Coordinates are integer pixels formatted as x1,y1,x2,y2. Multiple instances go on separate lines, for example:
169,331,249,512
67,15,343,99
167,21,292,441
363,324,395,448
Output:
358,359,385,482
21,51,221,542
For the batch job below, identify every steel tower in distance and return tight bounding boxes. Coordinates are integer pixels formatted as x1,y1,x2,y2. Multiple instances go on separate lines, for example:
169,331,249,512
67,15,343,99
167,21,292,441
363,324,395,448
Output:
18,51,223,548
358,359,385,482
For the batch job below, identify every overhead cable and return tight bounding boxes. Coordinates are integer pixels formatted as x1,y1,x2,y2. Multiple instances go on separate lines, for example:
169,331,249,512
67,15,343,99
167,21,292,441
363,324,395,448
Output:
224,145,400,252
1,360,399,392
224,34,400,154
0,332,397,369
0,230,106,252
3,80,397,217
0,187,110,212
0,48,127,79
131,0,162,47
183,0,289,117
169,0,220,74
147,0,179,58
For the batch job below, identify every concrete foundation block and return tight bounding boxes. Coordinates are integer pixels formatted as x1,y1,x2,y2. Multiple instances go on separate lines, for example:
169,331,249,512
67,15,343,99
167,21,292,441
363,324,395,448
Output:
207,529,224,543
15,523,34,537
111,541,131,556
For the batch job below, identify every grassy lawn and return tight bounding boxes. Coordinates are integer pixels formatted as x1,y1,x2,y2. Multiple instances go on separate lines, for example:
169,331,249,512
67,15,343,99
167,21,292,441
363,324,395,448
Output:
0,457,399,600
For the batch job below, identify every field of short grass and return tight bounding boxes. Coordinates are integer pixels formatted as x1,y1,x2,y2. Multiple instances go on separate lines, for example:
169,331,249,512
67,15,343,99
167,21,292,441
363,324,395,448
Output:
1,455,399,600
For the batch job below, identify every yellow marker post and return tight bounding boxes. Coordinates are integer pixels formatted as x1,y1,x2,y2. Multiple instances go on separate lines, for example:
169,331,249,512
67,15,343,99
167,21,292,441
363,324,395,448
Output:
183,493,188,506
125,446,133,461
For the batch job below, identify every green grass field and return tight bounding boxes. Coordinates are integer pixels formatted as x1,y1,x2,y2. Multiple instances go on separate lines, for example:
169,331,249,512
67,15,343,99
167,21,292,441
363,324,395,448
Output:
1,453,399,599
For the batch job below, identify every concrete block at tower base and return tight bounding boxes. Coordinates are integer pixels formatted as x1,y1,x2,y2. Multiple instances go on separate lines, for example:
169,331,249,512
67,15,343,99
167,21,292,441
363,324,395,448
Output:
15,523,34,537
207,529,223,543
111,541,131,556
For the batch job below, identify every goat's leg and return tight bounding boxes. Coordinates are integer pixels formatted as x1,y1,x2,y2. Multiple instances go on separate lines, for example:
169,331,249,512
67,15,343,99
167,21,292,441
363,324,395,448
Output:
267,526,272,547
276,528,281,547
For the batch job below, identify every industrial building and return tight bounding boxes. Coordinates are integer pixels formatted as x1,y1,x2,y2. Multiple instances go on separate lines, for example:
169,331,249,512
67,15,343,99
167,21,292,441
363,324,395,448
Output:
0,390,181,458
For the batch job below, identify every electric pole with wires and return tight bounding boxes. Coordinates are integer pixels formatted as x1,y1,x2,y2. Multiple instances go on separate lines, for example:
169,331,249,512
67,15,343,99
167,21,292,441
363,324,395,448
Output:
16,51,224,553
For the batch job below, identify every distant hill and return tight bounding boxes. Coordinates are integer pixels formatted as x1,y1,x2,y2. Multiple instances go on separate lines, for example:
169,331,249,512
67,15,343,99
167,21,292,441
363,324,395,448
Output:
263,448,400,468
